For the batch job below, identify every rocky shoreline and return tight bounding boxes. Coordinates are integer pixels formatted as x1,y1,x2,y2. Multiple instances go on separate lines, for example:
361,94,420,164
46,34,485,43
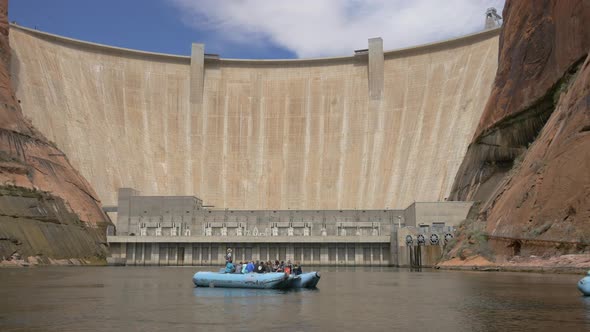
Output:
437,254,590,274
4,254,590,275
0,252,106,268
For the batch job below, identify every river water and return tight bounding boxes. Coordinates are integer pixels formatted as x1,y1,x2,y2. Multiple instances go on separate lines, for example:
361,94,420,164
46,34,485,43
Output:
0,266,588,331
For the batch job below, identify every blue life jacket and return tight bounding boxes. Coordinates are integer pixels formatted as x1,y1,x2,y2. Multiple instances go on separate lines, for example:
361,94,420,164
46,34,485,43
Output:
246,262,255,272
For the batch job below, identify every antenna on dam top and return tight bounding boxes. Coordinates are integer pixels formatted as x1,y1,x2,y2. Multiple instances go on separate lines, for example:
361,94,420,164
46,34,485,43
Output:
485,7,502,29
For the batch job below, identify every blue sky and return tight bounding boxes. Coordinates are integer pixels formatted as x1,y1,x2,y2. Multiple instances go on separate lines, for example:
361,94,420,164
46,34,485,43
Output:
9,0,295,58
9,0,503,59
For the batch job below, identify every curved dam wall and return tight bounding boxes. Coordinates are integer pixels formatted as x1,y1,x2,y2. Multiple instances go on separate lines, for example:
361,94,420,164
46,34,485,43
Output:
8,25,499,209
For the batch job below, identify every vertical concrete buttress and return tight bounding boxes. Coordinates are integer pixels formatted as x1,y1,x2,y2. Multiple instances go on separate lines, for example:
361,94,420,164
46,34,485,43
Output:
190,43,205,105
188,43,205,194
116,188,139,235
368,37,384,101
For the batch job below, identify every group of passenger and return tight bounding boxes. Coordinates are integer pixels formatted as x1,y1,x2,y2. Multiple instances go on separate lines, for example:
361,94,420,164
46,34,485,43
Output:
225,259,303,275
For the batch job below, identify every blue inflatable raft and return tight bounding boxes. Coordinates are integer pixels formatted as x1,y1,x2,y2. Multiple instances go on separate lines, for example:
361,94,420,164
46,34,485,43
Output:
577,271,590,296
192,271,321,289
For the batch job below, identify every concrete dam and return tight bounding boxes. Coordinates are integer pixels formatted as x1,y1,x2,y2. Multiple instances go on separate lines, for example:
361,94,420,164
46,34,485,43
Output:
8,24,499,210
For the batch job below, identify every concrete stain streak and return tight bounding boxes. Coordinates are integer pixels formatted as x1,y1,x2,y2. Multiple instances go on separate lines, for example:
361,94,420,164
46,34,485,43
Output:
302,79,312,207
336,97,349,209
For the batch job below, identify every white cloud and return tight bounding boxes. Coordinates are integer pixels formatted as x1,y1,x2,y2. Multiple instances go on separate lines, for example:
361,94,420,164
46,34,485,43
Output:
169,0,505,58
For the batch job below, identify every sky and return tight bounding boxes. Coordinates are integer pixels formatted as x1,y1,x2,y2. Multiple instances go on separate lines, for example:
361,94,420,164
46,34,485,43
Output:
9,0,504,59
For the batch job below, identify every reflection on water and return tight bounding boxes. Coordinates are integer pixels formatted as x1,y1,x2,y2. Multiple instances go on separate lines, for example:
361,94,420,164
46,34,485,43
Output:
193,287,318,298
581,296,590,323
0,266,588,331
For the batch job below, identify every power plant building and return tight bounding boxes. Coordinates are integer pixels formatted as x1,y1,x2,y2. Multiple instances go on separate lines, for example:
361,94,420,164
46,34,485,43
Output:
107,188,472,266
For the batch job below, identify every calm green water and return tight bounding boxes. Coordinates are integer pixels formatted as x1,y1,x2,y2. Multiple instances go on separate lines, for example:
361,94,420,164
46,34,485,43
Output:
0,266,588,331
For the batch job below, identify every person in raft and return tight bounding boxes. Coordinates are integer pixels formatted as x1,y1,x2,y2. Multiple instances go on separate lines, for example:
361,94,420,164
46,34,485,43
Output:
256,261,265,274
241,261,248,274
284,260,293,274
246,261,255,273
293,261,303,275
233,261,243,274
225,259,235,273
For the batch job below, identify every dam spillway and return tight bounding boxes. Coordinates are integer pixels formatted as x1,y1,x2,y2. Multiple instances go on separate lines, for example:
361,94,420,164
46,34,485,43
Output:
8,24,499,210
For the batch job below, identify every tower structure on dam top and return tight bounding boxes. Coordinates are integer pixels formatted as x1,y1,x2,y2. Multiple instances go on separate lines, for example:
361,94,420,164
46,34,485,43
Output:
8,21,500,211
485,7,503,30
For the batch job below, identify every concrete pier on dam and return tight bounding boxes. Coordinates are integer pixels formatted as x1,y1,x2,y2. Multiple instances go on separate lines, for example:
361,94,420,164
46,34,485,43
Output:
8,24,499,210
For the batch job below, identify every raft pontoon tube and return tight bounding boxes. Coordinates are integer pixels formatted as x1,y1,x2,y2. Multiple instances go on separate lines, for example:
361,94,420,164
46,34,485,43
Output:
192,271,321,289
291,272,321,288
578,271,590,296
